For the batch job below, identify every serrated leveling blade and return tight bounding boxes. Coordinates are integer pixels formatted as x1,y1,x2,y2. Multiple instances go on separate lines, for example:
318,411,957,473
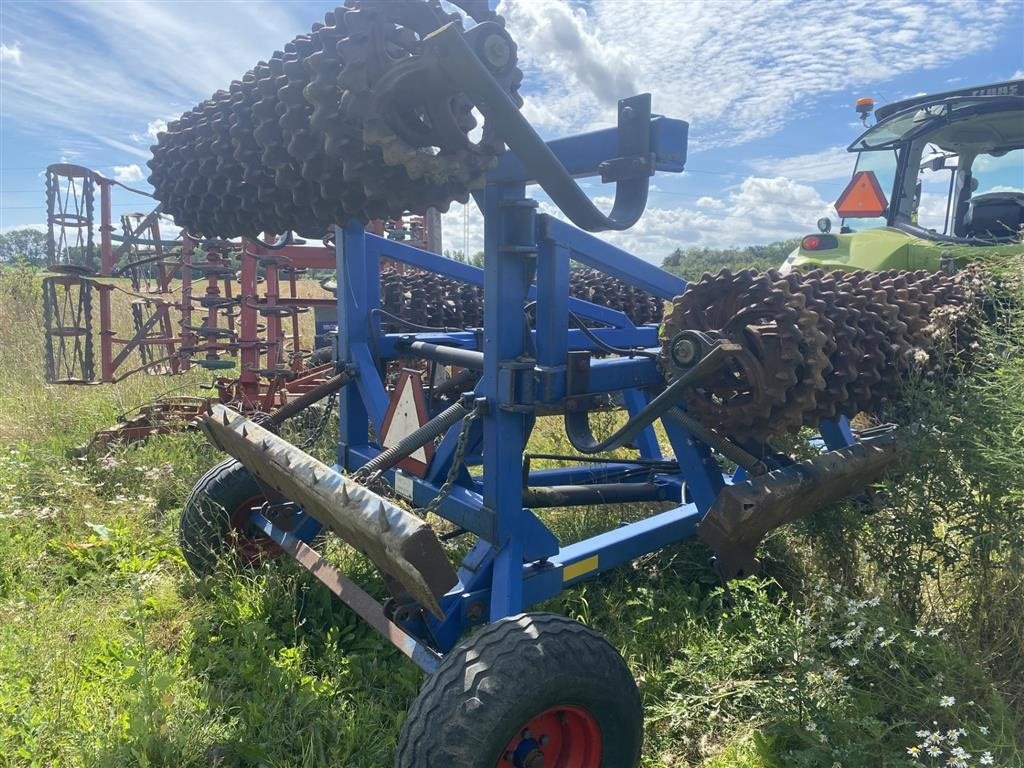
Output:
699,427,901,580
202,404,457,618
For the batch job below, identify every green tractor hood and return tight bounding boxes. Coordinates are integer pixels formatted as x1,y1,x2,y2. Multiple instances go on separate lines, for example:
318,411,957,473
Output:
783,227,1024,274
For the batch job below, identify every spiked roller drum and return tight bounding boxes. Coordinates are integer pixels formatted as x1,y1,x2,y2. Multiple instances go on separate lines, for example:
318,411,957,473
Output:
148,0,522,238
660,268,982,439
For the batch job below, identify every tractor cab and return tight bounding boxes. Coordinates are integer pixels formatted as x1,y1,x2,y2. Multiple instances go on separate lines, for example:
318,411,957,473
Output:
783,79,1024,274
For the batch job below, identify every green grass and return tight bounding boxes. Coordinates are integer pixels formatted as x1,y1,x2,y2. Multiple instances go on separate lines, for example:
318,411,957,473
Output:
1,264,1022,767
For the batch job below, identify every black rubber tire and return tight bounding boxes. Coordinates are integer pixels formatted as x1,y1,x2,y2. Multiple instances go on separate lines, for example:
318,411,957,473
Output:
179,458,265,577
394,612,643,768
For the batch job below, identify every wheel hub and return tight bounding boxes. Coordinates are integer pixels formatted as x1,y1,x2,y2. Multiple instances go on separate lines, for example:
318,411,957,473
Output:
499,706,601,768
228,494,282,564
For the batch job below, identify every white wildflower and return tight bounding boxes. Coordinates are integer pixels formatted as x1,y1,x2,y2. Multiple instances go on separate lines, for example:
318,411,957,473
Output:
939,695,956,708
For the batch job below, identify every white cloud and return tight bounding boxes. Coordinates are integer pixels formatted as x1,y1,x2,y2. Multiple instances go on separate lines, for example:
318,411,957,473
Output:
696,196,726,210
0,43,22,66
1011,69,1024,80
113,164,145,183
130,118,169,144
443,176,834,264
97,136,151,160
498,0,1016,146
147,119,168,139
441,202,485,258
751,146,855,183
596,176,835,261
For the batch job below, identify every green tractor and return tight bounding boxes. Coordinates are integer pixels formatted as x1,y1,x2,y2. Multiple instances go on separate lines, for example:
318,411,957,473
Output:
782,79,1024,274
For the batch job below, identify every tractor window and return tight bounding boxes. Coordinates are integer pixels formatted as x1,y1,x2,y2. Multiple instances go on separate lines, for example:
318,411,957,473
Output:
971,148,1024,196
913,145,959,235
842,149,898,231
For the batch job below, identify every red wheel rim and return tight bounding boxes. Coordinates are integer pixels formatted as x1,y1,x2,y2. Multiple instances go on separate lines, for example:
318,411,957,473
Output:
498,705,602,768
227,494,283,565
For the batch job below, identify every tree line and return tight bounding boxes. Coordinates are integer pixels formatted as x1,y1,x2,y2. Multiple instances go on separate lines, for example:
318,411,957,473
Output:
660,238,801,278
0,228,47,267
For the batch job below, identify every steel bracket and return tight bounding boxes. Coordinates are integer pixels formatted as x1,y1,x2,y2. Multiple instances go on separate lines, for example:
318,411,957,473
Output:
497,358,536,412
598,153,655,184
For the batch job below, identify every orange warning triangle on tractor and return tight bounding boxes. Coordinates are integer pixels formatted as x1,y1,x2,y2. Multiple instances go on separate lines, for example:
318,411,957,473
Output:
835,170,888,218
379,369,433,477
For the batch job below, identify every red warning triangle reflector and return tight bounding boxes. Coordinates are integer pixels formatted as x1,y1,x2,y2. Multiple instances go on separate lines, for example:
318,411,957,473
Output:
835,170,888,218
379,369,433,477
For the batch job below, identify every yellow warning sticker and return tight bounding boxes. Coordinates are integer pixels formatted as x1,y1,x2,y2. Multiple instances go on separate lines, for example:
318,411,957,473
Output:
562,555,599,582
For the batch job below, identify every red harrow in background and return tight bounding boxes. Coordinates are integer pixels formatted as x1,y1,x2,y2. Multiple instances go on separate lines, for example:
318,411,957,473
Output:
41,163,439,452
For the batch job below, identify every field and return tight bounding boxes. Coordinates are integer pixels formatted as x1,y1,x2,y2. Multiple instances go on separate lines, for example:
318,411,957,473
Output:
1,263,1023,768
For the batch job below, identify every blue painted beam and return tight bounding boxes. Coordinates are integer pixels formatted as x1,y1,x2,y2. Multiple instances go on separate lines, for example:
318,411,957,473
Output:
434,501,706,641
370,232,636,328
555,502,703,587
821,416,855,449
540,215,686,301
489,115,688,184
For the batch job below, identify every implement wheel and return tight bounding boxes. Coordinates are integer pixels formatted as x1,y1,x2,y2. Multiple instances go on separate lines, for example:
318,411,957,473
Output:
395,613,642,768
179,458,281,576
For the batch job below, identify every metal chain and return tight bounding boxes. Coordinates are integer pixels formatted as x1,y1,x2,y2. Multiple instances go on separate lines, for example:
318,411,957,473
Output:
423,401,481,516
297,393,336,449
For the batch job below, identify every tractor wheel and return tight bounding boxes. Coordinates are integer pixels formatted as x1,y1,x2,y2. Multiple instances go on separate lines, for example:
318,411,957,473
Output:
179,458,280,577
395,612,642,768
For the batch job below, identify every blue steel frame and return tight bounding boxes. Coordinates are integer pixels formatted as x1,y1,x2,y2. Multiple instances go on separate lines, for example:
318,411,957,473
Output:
259,113,855,667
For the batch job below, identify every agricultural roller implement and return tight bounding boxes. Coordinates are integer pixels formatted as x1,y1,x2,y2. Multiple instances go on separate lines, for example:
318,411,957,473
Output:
155,2,983,764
